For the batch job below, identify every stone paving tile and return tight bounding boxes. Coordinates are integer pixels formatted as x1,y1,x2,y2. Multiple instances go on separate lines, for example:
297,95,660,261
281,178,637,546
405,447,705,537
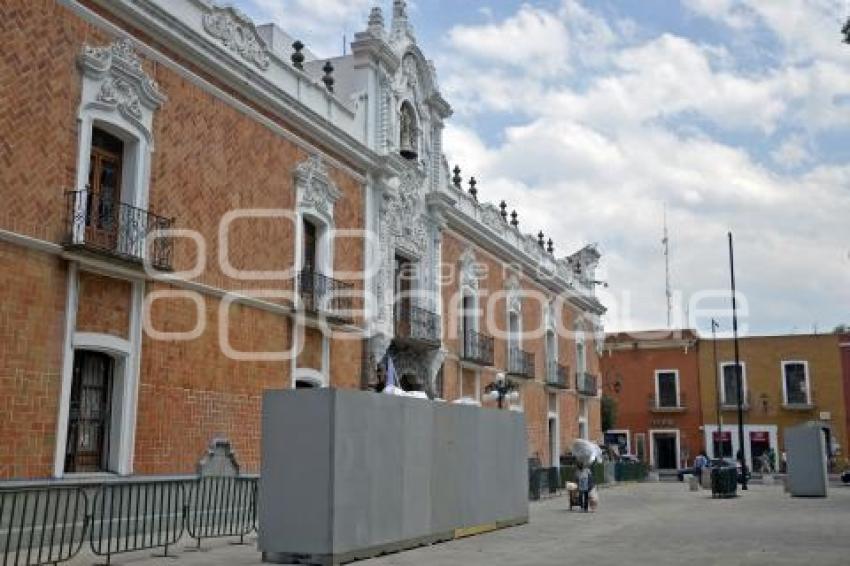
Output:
59,482,850,566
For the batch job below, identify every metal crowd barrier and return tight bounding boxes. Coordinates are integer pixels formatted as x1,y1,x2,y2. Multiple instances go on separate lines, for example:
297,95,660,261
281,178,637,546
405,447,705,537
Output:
89,480,188,565
185,476,256,547
0,486,88,566
1,475,259,565
528,467,560,501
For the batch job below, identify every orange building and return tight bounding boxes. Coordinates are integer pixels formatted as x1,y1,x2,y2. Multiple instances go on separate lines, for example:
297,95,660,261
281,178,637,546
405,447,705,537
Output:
697,333,848,470
601,330,703,470
602,329,849,473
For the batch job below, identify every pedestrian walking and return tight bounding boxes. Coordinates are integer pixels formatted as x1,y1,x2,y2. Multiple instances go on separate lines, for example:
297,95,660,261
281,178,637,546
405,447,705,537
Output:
576,463,594,512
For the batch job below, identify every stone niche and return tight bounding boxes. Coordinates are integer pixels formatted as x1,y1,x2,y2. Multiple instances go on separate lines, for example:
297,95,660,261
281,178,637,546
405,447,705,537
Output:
259,389,529,565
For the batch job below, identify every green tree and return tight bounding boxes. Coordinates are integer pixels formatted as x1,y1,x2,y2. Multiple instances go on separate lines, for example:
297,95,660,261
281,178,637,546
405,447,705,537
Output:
601,394,618,432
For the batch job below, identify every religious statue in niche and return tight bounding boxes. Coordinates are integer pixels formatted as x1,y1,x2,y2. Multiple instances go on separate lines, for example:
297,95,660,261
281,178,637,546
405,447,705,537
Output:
399,102,418,160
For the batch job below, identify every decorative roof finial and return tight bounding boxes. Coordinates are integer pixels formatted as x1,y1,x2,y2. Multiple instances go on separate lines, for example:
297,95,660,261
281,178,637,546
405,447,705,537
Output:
291,40,305,70
499,200,508,221
391,0,414,40
452,166,462,189
393,0,408,21
843,17,850,44
547,239,554,254
468,177,478,201
322,61,335,93
368,6,385,36
510,210,519,228
538,231,545,248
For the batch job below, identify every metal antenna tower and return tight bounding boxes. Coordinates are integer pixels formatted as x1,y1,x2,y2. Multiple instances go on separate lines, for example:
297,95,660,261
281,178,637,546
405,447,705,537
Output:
663,204,672,328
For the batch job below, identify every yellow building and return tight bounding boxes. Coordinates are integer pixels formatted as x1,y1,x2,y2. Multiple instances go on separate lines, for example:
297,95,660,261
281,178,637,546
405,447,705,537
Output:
697,334,847,470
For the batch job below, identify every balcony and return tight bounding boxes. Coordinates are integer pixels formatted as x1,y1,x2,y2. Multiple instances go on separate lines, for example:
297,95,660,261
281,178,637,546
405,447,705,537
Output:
507,347,535,379
546,362,570,389
460,328,494,366
64,189,174,271
394,305,441,349
576,372,599,397
648,392,687,413
297,271,354,323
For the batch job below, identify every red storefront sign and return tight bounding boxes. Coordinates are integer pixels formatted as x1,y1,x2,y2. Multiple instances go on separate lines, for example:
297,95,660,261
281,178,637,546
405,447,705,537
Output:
750,431,769,443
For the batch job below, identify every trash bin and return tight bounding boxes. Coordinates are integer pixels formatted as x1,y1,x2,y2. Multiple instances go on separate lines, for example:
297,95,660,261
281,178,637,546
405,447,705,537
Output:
711,465,737,498
688,474,699,491
701,466,712,489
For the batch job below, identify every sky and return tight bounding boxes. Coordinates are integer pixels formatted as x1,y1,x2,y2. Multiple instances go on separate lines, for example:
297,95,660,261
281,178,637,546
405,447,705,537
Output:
235,0,850,336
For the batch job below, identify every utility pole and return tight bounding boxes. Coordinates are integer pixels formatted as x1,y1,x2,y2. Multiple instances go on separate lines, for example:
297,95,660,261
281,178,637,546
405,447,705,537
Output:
728,232,747,490
663,204,672,328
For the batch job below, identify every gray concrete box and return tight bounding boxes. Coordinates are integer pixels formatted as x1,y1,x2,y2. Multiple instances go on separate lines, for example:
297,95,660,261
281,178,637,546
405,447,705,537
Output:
259,389,529,565
785,423,828,497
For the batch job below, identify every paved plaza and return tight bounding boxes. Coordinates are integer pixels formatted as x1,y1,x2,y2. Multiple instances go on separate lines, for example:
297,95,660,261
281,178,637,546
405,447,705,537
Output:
59,481,850,566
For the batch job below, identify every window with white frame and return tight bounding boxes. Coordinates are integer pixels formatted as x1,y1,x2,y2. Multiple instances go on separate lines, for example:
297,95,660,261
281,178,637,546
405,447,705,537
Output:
575,329,587,374
655,370,679,408
782,361,810,405
720,362,746,406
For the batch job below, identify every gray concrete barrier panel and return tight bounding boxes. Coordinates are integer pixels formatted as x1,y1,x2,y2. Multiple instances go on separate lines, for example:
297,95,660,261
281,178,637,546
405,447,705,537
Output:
259,390,529,565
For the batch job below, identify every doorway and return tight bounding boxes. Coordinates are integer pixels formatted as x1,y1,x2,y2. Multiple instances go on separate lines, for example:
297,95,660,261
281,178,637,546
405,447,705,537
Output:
652,432,679,470
65,350,114,473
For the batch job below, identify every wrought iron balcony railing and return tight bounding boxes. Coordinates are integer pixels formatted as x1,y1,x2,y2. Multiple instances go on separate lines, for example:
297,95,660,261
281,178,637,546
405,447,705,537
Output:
297,271,354,322
648,392,687,412
507,347,535,378
546,361,570,389
64,189,174,271
394,305,441,348
576,372,599,396
461,328,495,366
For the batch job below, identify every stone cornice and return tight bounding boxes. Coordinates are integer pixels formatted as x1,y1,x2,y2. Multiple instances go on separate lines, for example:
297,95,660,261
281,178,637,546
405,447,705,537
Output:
351,32,400,73
430,194,605,315
85,0,381,173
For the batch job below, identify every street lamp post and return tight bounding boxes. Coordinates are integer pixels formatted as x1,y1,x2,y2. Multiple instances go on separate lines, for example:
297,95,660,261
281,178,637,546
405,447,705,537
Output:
485,372,519,409
711,319,723,460
728,232,748,491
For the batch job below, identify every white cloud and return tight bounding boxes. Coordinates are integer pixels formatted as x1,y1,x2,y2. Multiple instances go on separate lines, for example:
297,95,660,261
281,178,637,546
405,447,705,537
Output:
684,0,847,63
771,134,811,168
446,4,572,77
249,0,374,57
239,0,850,333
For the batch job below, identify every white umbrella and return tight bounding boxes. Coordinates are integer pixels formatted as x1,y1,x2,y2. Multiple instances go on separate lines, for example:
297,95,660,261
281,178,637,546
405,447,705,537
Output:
572,439,602,466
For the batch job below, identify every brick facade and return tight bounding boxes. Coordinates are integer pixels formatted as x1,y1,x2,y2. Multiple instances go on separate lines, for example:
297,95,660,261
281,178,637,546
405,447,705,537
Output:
0,1,603,481
0,241,66,479
440,230,602,465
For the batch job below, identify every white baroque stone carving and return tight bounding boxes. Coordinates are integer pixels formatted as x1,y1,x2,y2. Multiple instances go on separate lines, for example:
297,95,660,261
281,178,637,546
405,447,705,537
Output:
459,247,479,291
295,155,342,220
202,6,270,70
78,38,166,130
384,167,429,256
97,78,142,119
506,274,522,314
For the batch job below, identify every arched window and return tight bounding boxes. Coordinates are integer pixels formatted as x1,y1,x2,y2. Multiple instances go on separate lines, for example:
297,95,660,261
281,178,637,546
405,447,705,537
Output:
399,101,418,160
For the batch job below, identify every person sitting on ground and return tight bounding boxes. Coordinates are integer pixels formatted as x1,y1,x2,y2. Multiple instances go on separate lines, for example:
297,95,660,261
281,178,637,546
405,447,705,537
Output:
576,463,594,512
